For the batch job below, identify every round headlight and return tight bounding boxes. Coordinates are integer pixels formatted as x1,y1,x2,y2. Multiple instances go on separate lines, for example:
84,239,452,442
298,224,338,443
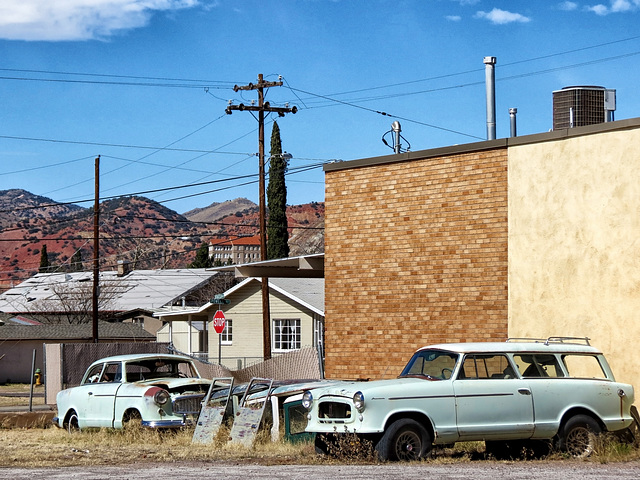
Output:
154,389,170,406
301,390,313,410
353,391,365,412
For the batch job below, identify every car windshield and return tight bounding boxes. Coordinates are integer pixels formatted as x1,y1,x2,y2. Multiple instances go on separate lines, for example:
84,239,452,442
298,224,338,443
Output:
124,358,198,382
399,349,459,380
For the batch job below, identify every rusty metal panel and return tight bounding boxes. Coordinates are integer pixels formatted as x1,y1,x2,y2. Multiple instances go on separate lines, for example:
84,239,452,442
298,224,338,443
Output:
229,377,274,448
192,377,234,444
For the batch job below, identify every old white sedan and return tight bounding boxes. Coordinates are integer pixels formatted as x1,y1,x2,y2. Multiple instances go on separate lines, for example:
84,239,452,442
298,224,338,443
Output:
303,338,635,460
54,353,211,431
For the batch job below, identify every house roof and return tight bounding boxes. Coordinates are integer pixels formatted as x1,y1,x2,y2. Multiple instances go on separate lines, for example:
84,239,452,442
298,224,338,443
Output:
211,235,261,247
0,321,155,341
217,253,324,278
0,268,222,314
155,277,324,319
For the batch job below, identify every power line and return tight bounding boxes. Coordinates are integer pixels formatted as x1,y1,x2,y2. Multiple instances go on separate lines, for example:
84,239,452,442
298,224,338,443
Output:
0,134,251,155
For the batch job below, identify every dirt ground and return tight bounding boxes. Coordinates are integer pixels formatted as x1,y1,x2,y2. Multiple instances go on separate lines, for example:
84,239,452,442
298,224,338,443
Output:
2,460,640,480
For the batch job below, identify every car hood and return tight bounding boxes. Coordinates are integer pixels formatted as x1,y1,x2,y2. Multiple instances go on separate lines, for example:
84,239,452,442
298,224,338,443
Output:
135,378,211,391
312,377,446,399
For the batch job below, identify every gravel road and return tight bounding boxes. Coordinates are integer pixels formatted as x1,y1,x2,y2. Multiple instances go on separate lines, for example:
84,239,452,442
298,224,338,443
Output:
2,461,640,479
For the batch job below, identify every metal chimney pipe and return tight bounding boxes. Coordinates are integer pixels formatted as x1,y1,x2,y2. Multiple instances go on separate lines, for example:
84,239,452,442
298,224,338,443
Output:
391,121,402,154
569,107,574,128
509,108,517,137
484,56,497,140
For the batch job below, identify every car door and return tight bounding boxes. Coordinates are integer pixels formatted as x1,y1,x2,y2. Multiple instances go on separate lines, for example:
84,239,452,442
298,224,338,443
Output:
82,362,123,428
453,354,534,441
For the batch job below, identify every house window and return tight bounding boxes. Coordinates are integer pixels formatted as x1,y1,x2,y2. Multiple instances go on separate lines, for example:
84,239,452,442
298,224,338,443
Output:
221,319,232,345
273,318,301,352
132,316,144,328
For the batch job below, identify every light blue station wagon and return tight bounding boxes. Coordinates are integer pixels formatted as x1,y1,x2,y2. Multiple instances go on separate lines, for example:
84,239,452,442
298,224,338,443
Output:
303,338,635,460
54,353,211,431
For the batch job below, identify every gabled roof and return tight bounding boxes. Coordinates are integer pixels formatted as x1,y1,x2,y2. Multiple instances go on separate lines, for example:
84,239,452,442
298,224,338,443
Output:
231,277,324,315
155,277,324,319
0,321,155,341
0,269,222,314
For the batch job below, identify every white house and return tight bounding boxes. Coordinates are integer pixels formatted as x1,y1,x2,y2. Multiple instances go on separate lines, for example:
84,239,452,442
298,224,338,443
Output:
156,277,324,369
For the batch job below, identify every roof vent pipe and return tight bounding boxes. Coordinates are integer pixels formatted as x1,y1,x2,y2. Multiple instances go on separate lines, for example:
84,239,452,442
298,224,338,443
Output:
391,121,402,154
484,56,497,140
509,108,517,137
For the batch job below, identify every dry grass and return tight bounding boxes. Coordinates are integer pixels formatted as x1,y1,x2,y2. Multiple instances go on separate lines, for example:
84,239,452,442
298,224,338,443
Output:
0,383,45,408
0,393,638,470
0,425,320,468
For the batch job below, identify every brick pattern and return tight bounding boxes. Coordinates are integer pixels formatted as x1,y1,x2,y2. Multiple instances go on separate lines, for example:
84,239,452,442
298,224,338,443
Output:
324,149,509,379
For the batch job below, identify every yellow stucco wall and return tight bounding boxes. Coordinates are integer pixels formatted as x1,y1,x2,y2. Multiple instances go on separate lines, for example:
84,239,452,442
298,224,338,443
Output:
508,126,640,389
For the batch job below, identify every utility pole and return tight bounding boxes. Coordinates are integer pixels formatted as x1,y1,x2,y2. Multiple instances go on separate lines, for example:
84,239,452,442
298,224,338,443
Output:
226,74,296,360
92,156,100,343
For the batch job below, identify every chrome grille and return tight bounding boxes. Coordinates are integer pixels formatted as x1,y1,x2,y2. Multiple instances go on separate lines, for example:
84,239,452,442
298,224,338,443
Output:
173,394,205,415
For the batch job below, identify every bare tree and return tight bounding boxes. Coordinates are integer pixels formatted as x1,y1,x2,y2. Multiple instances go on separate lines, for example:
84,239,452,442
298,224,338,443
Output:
24,280,128,324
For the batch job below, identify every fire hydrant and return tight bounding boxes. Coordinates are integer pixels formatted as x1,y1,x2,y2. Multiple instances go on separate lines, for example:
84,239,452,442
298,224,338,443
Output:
34,368,42,386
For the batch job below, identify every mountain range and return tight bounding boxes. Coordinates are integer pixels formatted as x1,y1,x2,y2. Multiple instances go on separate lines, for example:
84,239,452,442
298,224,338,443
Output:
0,189,324,291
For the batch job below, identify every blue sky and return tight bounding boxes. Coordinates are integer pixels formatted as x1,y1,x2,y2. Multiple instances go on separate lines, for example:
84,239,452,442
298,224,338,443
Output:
0,0,639,214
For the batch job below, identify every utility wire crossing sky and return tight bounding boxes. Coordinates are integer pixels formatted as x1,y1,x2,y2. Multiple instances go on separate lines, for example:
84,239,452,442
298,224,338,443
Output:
0,1,639,213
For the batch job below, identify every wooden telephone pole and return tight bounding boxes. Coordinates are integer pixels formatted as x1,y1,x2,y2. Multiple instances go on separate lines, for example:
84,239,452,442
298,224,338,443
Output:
225,74,297,360
92,156,100,343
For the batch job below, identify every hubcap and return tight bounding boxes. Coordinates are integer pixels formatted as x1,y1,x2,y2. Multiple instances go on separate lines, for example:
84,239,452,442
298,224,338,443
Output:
395,430,421,461
566,426,594,457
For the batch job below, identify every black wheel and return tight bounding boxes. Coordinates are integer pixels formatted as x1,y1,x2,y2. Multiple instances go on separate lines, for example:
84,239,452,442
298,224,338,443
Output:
375,419,431,461
557,414,601,457
64,410,79,434
441,368,453,379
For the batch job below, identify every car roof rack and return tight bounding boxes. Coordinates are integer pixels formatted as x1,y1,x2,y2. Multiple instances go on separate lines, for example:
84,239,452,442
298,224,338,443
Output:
506,336,591,346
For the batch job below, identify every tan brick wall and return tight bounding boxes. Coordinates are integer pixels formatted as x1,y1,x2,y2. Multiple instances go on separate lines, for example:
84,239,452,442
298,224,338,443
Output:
324,149,509,379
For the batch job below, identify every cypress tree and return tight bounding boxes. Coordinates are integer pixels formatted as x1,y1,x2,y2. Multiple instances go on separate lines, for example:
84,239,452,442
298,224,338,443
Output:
39,244,50,273
267,121,290,259
70,250,83,272
188,242,213,268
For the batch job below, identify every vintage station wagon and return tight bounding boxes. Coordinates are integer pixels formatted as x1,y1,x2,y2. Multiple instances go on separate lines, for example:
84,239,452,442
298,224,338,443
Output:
54,353,211,431
303,338,635,460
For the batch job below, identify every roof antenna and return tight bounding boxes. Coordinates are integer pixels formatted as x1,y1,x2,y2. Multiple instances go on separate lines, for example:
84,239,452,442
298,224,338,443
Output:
382,121,411,154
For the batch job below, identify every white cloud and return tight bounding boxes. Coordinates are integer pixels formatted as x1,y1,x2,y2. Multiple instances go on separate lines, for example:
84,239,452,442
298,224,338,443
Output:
559,1,579,10
446,15,462,21
587,3,610,14
0,0,200,41
585,0,640,14
475,8,532,24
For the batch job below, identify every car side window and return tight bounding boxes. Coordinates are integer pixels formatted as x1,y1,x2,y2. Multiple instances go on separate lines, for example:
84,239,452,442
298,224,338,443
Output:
102,363,122,383
457,354,514,379
513,354,565,378
85,364,104,384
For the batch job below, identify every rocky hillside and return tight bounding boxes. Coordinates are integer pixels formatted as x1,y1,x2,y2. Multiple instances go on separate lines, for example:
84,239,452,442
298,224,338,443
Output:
0,189,84,229
0,190,324,290
183,198,257,223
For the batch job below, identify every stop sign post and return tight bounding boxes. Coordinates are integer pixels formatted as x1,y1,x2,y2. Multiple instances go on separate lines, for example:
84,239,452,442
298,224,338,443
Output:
213,310,226,334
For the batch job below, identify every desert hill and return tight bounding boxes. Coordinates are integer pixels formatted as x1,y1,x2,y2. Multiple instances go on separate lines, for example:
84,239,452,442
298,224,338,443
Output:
0,190,324,290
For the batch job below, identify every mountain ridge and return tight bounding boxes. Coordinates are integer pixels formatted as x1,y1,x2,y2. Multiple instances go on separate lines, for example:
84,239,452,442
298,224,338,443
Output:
0,190,324,291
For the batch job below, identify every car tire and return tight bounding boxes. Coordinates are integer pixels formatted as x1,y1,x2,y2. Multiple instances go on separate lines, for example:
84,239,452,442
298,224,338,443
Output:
64,410,79,434
557,414,601,457
375,418,431,461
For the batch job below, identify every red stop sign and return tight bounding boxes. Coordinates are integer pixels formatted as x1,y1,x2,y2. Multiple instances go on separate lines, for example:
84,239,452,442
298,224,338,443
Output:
213,310,226,334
